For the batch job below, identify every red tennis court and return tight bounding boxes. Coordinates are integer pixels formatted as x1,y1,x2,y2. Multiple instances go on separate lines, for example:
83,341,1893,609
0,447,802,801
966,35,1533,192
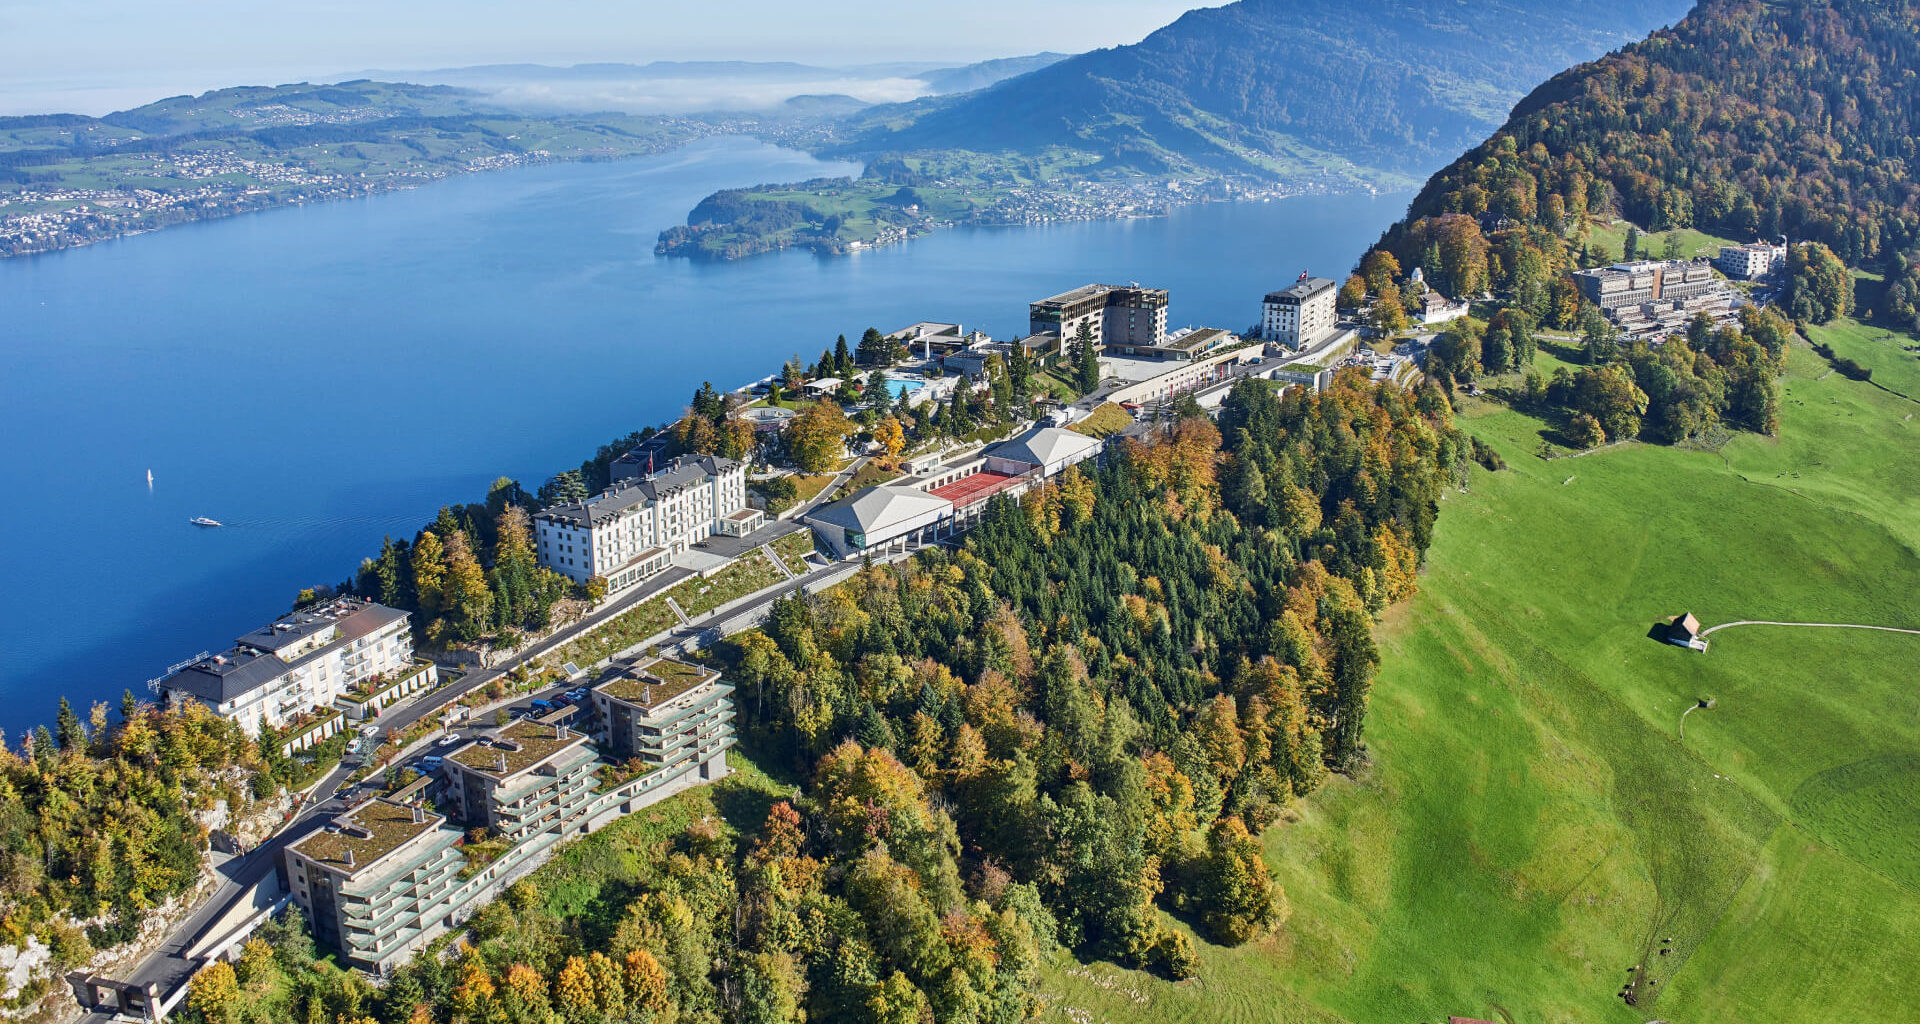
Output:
928,470,1023,507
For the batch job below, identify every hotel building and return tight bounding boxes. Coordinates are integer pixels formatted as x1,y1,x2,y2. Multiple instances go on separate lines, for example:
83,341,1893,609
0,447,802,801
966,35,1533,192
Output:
1262,276,1338,349
155,597,417,738
1029,284,1169,355
534,455,757,595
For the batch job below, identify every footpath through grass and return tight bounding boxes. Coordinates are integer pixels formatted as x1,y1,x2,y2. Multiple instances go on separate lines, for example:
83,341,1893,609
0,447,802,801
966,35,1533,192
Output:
1040,328,1920,1024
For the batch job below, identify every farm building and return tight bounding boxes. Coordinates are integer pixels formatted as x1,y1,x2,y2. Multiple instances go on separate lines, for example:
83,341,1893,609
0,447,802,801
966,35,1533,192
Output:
1668,612,1709,651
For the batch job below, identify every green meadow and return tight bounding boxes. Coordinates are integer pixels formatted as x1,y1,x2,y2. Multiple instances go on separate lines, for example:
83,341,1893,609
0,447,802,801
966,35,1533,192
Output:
1039,322,1920,1024
1583,219,1741,264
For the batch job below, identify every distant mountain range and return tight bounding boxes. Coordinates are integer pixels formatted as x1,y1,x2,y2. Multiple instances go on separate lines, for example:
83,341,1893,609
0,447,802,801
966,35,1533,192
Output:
843,0,1699,177
347,54,1073,115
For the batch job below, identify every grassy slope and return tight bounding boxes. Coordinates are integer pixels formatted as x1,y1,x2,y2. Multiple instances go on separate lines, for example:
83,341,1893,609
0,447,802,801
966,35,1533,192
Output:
1039,323,1920,1024
1583,220,1740,264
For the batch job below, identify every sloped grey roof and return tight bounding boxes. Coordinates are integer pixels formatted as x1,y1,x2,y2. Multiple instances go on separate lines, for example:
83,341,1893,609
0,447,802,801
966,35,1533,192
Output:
162,648,291,704
808,486,953,535
1265,277,1335,303
986,425,1102,470
161,599,408,705
539,455,738,528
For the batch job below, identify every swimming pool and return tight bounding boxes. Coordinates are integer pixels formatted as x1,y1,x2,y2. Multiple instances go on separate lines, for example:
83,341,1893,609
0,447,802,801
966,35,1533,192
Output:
886,379,927,401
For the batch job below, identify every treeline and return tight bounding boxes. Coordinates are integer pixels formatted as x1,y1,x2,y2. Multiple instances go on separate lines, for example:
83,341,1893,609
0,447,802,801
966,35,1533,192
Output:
1377,0,1920,330
327,430,658,648
1434,304,1794,445
0,697,259,959
351,488,572,648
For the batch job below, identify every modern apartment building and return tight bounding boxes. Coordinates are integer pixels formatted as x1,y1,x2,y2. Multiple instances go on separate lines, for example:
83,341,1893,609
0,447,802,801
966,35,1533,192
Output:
155,597,414,737
1574,259,1736,338
588,655,735,783
534,455,749,594
1262,276,1337,349
1716,241,1787,280
287,672,739,974
441,718,598,841
1029,284,1169,354
282,795,472,973
1573,259,1720,310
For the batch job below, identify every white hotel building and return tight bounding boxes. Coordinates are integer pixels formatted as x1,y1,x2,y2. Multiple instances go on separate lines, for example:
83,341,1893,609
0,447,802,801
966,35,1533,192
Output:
534,455,758,594
1262,276,1338,350
156,597,417,737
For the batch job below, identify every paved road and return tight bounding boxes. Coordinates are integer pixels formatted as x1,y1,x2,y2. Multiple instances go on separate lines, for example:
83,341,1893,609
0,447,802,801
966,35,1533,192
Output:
1698,619,1920,637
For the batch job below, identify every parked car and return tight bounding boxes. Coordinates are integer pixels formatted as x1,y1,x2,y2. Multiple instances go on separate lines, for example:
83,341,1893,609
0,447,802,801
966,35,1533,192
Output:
531,698,555,711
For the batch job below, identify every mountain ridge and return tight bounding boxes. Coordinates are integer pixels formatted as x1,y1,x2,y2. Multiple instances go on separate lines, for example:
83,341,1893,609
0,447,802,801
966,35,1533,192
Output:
843,0,1699,176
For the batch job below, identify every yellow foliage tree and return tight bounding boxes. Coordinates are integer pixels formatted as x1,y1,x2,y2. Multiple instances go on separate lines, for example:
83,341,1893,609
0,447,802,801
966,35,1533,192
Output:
624,948,670,1013
785,401,853,473
874,415,906,467
186,962,239,1024
554,955,596,1019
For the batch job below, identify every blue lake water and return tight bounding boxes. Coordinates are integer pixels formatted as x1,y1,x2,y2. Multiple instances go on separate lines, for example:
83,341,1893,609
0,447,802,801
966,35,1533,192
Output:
0,135,1409,737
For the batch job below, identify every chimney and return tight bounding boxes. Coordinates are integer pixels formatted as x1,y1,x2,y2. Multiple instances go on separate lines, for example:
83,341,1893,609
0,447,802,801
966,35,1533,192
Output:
412,804,424,824
344,848,354,868
556,723,567,740
496,752,508,772
643,684,652,704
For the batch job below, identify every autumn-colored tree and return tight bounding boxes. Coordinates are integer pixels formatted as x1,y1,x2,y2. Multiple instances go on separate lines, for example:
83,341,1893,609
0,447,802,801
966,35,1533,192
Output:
409,529,446,618
874,415,906,467
1196,816,1287,944
1568,411,1606,448
439,530,495,641
186,962,240,1024
1195,694,1247,786
1360,249,1401,293
1371,282,1409,335
554,955,596,1019
623,948,670,1013
1338,273,1368,309
785,401,853,473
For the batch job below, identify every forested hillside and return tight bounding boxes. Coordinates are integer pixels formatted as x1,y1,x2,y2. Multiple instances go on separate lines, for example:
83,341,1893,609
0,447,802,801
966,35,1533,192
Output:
181,374,1466,1024
1377,0,1920,328
850,0,1695,176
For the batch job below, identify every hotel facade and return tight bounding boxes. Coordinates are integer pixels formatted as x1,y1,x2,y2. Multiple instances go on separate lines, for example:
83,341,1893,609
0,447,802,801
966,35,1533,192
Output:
533,455,756,595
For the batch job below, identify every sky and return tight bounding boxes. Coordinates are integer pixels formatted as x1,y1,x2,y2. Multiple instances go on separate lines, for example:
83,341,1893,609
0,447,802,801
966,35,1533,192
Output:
0,0,1203,115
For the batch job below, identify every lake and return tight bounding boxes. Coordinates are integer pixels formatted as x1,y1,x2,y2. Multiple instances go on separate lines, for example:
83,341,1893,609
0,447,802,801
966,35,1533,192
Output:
0,135,1408,737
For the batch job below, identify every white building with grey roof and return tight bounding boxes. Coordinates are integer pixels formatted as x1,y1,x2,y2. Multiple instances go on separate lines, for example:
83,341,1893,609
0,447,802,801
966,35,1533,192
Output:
534,454,749,595
1263,275,1338,349
805,424,1106,558
155,596,414,737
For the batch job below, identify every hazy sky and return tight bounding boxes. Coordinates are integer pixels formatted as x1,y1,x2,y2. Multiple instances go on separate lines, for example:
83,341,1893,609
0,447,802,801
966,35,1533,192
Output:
0,0,1203,114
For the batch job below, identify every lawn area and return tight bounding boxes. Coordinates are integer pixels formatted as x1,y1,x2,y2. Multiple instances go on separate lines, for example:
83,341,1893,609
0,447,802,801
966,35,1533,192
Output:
1072,402,1135,438
1039,332,1920,1024
674,549,786,617
1034,367,1084,403
786,472,838,504
770,528,819,567
541,551,788,671
521,748,798,929
1585,218,1739,264
846,461,901,490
